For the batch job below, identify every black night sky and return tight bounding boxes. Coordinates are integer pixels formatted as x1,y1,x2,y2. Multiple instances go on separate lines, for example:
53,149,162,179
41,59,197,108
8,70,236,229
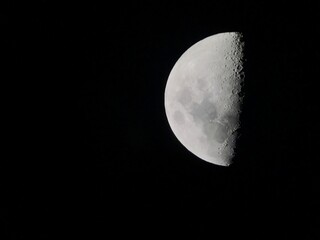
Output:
3,1,319,239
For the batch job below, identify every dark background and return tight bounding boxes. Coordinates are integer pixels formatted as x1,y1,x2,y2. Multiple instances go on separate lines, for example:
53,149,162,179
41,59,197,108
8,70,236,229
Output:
3,1,319,239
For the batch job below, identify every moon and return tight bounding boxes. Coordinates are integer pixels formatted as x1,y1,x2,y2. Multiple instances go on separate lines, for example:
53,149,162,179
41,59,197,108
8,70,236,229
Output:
164,32,245,166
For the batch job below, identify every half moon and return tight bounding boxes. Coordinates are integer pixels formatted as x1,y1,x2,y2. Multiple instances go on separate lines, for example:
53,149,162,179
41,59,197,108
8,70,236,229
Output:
164,32,245,166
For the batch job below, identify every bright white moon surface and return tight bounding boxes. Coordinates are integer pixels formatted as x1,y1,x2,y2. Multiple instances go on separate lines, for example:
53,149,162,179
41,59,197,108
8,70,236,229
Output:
164,32,245,166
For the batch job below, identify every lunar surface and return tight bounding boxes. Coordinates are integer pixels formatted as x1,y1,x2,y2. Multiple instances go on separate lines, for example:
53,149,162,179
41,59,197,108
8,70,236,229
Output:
164,32,245,166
